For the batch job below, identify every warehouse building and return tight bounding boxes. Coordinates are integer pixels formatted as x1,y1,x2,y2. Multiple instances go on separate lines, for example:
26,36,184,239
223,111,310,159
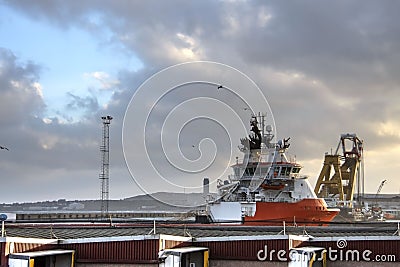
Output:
1,223,399,266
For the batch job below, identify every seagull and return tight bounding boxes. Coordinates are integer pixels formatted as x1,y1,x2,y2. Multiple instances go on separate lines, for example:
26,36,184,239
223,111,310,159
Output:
0,145,9,151
217,85,223,90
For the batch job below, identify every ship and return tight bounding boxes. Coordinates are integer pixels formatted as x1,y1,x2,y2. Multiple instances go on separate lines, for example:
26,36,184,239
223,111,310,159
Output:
205,113,340,225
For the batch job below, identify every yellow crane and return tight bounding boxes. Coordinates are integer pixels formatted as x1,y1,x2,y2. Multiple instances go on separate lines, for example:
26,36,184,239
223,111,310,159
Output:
314,134,363,207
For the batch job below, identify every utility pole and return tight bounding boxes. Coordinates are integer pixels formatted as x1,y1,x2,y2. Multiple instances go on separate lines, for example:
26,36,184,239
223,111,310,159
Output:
100,116,112,217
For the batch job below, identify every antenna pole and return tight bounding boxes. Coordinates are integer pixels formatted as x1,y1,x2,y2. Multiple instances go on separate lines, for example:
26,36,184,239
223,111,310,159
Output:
100,115,112,217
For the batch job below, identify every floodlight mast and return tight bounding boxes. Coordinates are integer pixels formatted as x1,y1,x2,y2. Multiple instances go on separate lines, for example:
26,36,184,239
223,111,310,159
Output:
100,115,112,217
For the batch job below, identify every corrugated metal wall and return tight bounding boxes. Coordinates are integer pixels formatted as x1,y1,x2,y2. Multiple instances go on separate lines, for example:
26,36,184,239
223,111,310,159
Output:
61,239,159,264
11,242,56,253
164,239,185,249
3,234,398,265
308,240,400,262
195,239,288,261
290,239,304,248
0,242,6,267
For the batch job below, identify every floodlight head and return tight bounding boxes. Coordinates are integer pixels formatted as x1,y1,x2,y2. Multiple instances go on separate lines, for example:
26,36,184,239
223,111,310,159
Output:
0,214,7,221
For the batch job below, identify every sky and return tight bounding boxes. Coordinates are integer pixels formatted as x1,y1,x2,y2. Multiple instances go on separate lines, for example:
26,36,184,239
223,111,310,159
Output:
0,0,400,203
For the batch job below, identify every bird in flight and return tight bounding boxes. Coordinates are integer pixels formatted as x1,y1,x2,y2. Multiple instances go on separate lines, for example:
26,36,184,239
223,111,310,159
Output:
217,85,223,90
0,145,9,151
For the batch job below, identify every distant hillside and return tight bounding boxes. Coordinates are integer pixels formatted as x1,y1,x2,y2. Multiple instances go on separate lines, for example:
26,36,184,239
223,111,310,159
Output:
124,192,207,207
0,192,210,213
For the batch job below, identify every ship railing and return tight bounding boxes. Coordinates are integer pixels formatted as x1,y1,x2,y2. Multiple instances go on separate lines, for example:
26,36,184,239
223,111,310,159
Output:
241,175,257,179
255,196,265,202
273,197,293,203
264,197,294,203
237,196,255,202
278,198,288,203
227,174,239,181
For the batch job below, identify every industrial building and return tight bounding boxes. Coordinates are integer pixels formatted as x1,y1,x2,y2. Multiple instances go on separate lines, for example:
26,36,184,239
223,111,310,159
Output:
1,222,399,266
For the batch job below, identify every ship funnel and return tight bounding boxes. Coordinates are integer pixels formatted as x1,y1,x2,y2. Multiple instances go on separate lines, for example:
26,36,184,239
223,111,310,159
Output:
203,178,210,196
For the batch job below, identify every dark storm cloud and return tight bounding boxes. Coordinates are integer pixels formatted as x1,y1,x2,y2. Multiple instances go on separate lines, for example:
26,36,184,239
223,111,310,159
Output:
6,0,400,85
1,0,400,200
3,0,222,65
0,48,45,122
0,49,109,201
0,49,98,164
220,1,400,159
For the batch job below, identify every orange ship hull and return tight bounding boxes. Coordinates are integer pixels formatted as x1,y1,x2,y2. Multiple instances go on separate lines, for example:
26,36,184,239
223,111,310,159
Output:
244,198,339,226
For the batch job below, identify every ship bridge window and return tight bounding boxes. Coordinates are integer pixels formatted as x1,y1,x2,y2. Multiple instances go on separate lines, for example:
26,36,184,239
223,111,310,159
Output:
280,166,291,177
245,167,256,176
273,167,280,177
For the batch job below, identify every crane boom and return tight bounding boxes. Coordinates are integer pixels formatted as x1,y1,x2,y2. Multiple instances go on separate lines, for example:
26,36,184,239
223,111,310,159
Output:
375,179,387,199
